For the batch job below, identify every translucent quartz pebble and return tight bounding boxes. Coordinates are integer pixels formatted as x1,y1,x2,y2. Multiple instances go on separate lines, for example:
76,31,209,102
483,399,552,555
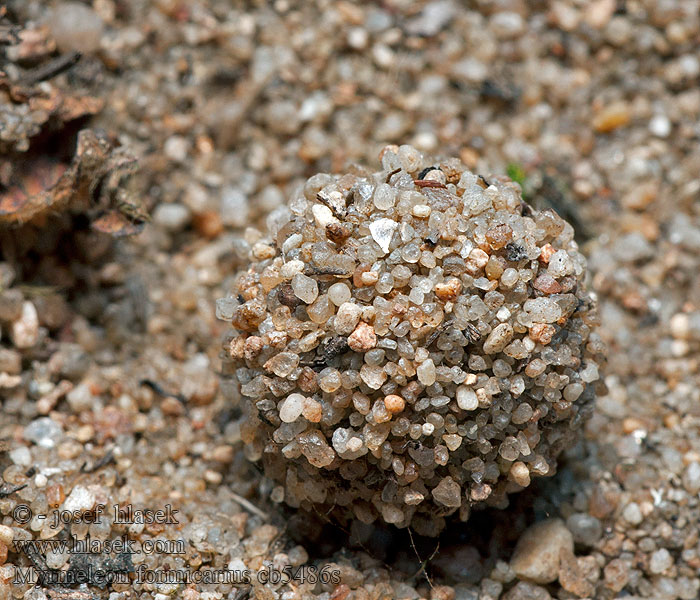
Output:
519,298,562,325
50,2,104,54
547,250,574,276
332,428,367,459
215,296,238,321
291,273,319,304
24,417,63,448
369,218,398,254
373,184,396,210
416,359,436,385
266,352,299,377
297,430,335,467
431,476,462,508
360,365,387,389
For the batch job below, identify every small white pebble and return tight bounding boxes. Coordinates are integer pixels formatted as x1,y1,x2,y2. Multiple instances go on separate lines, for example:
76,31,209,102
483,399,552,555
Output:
456,386,478,411
649,114,671,138
252,242,276,260
464,373,477,385
649,548,673,574
522,298,562,324
312,204,338,228
11,301,39,349
335,302,362,335
282,233,303,254
346,437,363,452
398,144,423,172
360,271,379,286
204,470,223,485
280,259,305,280
288,545,308,566
280,393,305,423
412,204,431,218
501,268,519,287
164,135,189,162
490,11,525,39
9,446,31,467
622,502,643,525
670,313,689,340
469,248,489,268
496,306,511,322
229,558,248,573
682,461,700,494
347,27,368,50
63,485,96,513
328,282,352,306
671,339,688,357
412,131,437,152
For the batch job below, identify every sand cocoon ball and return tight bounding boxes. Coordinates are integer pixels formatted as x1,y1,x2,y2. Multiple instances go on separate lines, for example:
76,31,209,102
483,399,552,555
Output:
221,144,603,536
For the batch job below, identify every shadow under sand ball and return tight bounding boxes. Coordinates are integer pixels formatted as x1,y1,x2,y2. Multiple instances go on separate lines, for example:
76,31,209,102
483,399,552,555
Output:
281,459,579,584
221,144,605,537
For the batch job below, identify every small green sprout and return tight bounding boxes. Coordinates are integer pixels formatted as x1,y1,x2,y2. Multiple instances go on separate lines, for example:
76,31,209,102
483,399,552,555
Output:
506,162,527,188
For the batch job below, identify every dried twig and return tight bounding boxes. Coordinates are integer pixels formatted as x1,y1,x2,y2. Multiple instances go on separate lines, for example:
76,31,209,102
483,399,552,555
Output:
80,447,115,473
0,482,27,498
140,379,187,405
229,491,269,521
20,51,81,86
408,527,439,590
413,179,446,189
